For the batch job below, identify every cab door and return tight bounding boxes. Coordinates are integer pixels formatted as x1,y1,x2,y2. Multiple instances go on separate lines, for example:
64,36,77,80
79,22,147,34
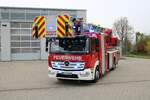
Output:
90,38,99,67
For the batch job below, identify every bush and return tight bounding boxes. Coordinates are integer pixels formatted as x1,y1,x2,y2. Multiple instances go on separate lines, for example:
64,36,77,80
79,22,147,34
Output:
146,38,150,54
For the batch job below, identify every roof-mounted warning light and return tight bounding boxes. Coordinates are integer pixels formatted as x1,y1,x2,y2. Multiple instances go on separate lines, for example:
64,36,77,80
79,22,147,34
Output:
72,17,83,35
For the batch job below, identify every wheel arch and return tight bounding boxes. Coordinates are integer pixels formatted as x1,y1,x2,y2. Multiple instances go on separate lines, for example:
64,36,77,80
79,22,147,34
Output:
92,60,101,79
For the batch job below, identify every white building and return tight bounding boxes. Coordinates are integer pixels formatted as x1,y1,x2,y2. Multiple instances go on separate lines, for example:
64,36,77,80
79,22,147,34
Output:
0,7,86,61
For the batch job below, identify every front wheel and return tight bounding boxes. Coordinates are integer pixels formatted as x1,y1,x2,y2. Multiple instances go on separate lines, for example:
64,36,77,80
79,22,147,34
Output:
111,57,117,70
92,67,100,83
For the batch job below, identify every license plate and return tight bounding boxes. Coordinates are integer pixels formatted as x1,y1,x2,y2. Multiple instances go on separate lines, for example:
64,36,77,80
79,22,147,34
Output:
61,71,72,75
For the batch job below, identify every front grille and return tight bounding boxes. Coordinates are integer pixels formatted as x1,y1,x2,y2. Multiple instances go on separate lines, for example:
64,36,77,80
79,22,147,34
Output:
52,67,84,71
56,73,78,78
51,61,85,71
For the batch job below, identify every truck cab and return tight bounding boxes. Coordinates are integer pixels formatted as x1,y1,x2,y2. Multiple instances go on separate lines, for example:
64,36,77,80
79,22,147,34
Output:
48,34,103,82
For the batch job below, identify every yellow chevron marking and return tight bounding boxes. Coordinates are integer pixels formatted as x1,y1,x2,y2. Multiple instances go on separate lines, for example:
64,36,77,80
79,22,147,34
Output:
38,19,45,27
35,16,43,24
62,15,69,22
56,31,63,37
57,17,65,26
57,24,65,33
38,25,45,35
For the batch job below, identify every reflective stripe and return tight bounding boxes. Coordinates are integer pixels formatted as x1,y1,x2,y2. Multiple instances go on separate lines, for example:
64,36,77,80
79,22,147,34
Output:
32,16,46,39
56,15,72,37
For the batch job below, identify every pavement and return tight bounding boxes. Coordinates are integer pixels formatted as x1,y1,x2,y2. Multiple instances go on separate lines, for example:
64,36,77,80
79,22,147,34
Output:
0,57,150,100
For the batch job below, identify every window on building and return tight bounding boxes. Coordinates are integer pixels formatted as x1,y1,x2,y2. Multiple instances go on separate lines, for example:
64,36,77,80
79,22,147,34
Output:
48,10,60,15
21,29,31,34
11,42,20,47
31,42,40,47
26,13,40,21
11,29,20,34
41,10,48,15
10,22,40,54
1,9,9,20
11,12,25,20
11,22,20,28
11,36,20,40
20,23,31,28
11,48,20,53
21,42,30,47
21,35,30,40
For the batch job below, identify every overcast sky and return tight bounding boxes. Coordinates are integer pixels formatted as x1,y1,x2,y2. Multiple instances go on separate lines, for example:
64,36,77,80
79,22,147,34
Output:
0,0,150,34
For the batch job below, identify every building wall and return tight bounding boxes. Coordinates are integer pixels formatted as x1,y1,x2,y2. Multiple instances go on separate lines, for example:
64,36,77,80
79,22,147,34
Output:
0,7,86,61
0,23,1,60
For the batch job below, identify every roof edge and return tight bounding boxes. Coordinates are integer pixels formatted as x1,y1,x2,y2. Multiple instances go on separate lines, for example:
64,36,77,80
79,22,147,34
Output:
0,6,86,11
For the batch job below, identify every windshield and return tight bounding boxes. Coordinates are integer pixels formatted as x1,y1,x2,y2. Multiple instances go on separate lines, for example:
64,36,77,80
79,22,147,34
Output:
49,37,89,54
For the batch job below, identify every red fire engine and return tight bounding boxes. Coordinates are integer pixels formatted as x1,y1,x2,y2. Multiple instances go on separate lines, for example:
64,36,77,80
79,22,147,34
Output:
32,15,120,83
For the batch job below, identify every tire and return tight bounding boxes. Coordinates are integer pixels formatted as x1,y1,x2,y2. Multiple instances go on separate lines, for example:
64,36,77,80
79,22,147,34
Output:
92,67,100,83
112,58,117,70
112,59,117,70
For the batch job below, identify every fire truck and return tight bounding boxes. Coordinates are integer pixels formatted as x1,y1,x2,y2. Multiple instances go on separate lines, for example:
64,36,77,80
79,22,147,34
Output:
32,15,120,83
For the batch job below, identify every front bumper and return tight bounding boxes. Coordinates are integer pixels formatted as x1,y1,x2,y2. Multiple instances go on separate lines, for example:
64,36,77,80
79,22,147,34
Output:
48,67,94,80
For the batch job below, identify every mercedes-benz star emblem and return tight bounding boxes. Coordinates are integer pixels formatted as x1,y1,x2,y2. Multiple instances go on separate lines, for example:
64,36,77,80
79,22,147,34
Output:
64,61,69,66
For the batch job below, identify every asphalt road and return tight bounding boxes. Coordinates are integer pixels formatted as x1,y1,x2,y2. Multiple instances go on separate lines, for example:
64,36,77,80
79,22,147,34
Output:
0,57,150,100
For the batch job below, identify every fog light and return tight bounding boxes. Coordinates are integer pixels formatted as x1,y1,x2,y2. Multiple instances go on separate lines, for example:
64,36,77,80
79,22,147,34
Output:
85,72,90,75
80,71,90,77
48,70,55,75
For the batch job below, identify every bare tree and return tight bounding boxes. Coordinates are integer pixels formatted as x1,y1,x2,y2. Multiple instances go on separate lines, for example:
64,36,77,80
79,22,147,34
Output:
113,17,133,56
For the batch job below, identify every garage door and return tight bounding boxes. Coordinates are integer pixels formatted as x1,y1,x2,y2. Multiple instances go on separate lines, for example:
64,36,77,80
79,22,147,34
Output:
11,22,41,60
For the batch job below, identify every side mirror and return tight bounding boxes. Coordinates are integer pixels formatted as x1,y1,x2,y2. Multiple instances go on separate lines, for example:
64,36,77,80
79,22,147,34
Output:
45,38,51,52
45,39,48,52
